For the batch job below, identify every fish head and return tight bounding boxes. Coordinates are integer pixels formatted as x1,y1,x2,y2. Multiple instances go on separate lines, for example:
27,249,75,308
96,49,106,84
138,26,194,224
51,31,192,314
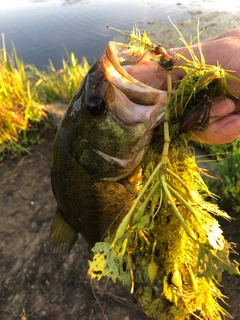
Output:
59,41,167,181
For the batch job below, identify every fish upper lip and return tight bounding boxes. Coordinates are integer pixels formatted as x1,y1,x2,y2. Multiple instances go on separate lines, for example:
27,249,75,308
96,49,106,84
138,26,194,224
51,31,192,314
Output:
105,42,144,86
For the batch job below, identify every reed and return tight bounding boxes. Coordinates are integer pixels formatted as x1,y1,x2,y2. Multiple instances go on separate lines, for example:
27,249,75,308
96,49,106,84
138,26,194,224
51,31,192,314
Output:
31,48,90,104
0,36,90,159
0,34,45,158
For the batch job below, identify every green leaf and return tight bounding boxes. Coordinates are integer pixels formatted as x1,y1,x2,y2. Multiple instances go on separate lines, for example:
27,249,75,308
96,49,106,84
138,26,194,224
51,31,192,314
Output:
88,241,132,286
88,242,119,282
198,243,240,278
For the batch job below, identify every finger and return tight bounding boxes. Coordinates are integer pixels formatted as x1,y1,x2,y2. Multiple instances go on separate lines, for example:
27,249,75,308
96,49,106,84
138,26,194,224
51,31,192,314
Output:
209,98,236,124
192,113,240,144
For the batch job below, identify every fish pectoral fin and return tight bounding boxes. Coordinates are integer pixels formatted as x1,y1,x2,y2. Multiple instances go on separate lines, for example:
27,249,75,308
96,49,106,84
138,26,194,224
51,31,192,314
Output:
50,209,78,255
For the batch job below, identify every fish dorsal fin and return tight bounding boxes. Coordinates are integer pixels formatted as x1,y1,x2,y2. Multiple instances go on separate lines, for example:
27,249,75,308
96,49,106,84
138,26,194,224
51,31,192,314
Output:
50,209,78,255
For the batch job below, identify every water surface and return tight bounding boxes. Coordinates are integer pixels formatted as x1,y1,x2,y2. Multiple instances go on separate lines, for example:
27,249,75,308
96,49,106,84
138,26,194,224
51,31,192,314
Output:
0,0,239,69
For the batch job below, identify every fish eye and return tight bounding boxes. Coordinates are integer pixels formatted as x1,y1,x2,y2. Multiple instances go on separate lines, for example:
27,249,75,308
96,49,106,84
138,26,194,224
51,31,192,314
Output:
86,96,107,116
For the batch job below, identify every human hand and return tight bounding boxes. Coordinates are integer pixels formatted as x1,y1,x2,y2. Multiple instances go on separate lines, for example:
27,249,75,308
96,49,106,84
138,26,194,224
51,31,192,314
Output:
158,29,240,144
189,98,240,144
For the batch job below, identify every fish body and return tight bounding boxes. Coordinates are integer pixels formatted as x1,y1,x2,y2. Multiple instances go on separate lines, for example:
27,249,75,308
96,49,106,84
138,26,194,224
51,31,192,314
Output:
50,42,167,254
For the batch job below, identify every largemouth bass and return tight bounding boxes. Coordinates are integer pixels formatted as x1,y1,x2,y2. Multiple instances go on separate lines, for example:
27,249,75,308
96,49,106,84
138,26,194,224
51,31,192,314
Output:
50,42,167,254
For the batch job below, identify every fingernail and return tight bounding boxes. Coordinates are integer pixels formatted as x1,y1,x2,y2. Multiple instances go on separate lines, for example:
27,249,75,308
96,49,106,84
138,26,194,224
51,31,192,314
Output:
222,118,240,135
225,98,236,112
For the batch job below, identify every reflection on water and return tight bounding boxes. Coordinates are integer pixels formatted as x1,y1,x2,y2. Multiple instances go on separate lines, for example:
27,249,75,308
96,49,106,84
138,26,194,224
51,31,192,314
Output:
29,0,89,3
61,0,89,4
29,0,49,2
0,0,239,69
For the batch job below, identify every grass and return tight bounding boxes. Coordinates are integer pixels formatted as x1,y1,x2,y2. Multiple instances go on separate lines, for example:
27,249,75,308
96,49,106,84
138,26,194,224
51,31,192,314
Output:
31,48,90,104
205,138,240,216
0,34,44,158
0,35,90,160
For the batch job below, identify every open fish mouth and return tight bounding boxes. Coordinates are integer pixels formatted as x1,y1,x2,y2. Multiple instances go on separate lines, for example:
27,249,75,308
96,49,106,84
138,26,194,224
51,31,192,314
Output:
103,41,167,101
99,41,167,128
105,41,165,93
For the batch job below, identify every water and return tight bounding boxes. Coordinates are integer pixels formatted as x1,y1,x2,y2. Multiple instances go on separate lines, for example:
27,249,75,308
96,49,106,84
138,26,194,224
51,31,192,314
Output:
0,0,239,69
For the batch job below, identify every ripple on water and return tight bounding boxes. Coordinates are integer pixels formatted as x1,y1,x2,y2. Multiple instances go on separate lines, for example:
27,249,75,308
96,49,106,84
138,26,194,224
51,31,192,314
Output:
0,0,239,69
